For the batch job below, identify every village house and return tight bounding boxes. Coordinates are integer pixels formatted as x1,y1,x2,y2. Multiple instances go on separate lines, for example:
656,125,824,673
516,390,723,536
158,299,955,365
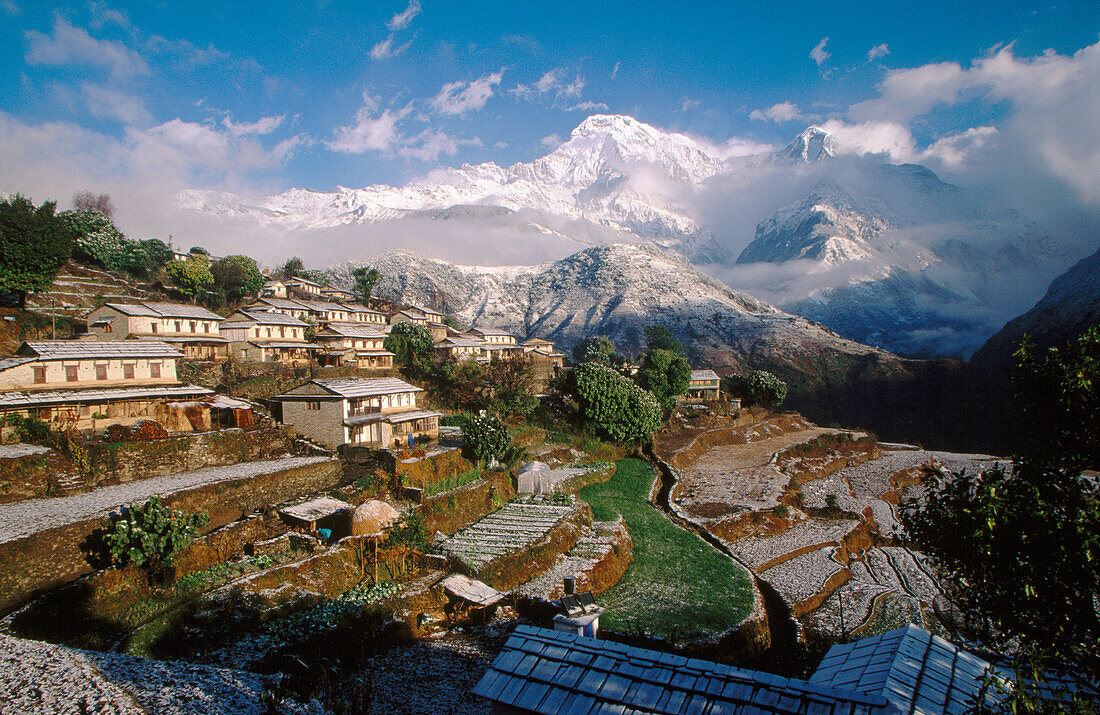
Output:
284,276,323,297
0,341,212,432
686,369,721,401
388,309,429,327
85,302,228,360
221,309,321,364
245,297,311,322
294,299,352,325
313,323,394,369
346,304,388,326
434,337,485,361
271,377,442,449
465,327,518,346
319,285,355,302
260,280,287,298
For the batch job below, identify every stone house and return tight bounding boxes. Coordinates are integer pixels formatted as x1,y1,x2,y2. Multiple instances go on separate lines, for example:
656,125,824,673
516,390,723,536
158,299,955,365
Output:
271,377,442,449
686,369,721,400
347,305,389,326
388,309,429,327
260,281,287,298
465,327,518,346
245,297,311,322
222,309,321,364
434,337,485,361
85,302,228,360
313,323,394,369
284,276,323,297
293,299,352,325
0,340,211,431
319,285,355,302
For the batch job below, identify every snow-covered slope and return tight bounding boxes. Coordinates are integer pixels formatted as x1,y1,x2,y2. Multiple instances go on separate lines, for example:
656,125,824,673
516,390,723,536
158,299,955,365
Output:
778,126,837,163
180,115,728,263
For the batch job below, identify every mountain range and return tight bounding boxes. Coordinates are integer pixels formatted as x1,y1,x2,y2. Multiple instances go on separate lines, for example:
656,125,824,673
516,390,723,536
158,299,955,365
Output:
180,114,1093,359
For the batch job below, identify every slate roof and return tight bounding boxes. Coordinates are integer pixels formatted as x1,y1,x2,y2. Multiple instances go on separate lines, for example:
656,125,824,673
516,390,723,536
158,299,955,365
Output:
0,357,36,371
472,625,892,714
101,302,158,317
442,575,505,607
467,327,514,337
318,323,387,339
0,385,213,408
252,297,309,311
275,377,422,401
18,341,183,361
810,625,997,714
690,370,720,382
101,302,223,320
295,299,350,313
227,310,307,326
279,496,352,523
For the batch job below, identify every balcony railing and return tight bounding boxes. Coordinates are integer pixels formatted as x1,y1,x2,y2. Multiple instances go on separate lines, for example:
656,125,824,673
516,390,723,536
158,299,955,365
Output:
347,405,382,418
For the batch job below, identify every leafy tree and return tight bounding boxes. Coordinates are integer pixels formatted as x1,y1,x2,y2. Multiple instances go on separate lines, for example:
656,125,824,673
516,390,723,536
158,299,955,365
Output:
644,325,685,354
463,413,509,465
72,191,114,218
573,336,628,370
114,238,173,279
61,209,128,270
901,327,1100,690
384,322,435,371
352,266,382,304
573,362,662,443
635,348,691,410
302,316,318,342
279,256,304,280
486,355,538,417
212,254,265,303
166,257,214,301
746,370,787,408
85,496,208,583
0,195,76,306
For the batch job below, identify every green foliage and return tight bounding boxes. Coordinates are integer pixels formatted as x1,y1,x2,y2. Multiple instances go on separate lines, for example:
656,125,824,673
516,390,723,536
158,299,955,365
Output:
578,460,756,641
0,195,76,303
62,209,127,269
773,504,789,518
746,370,788,408
486,356,538,417
388,512,427,551
901,327,1100,685
302,316,318,342
116,239,173,278
6,413,52,444
279,256,304,280
424,466,482,496
352,266,381,303
384,322,435,371
298,268,330,286
211,254,265,303
573,335,629,370
573,363,662,444
462,412,509,464
644,325,685,354
89,496,208,575
165,257,214,300
635,348,691,411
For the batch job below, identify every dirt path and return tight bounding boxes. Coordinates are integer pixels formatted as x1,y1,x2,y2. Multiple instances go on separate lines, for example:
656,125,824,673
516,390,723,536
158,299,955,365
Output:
0,456,333,544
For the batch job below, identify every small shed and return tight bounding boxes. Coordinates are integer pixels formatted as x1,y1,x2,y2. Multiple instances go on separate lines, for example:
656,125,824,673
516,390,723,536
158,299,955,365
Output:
279,496,354,537
441,574,506,624
552,590,605,639
350,500,400,537
517,461,552,495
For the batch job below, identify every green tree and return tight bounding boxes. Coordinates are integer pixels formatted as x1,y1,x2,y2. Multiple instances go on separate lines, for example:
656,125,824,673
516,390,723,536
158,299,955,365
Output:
384,322,435,372
573,336,628,370
352,266,382,304
62,209,128,270
0,195,76,306
166,257,214,301
573,362,662,443
211,254,265,303
463,412,509,465
644,325,685,354
635,348,691,411
486,355,538,417
901,327,1100,692
279,256,304,280
746,370,787,408
85,496,208,584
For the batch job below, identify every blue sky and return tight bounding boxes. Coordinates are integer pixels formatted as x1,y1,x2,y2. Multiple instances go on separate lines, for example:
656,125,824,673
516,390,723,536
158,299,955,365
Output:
1,0,1097,195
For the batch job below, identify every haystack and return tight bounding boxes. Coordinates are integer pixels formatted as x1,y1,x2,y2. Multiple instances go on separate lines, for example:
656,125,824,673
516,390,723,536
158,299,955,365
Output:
350,500,400,537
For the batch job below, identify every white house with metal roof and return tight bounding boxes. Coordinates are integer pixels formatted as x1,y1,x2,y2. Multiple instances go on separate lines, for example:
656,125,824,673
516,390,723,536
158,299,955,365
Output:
686,369,721,401
271,377,442,449
221,309,320,364
85,302,228,360
313,323,394,369
0,341,211,431
284,276,323,296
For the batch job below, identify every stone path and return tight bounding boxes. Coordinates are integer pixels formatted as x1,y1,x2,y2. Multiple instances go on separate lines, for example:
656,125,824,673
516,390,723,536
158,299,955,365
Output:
0,456,333,544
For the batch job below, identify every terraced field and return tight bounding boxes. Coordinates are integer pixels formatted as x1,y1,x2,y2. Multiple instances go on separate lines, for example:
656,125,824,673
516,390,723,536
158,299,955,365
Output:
440,500,575,571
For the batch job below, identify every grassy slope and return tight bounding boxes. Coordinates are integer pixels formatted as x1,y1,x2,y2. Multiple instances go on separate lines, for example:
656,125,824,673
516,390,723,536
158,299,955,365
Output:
578,459,756,642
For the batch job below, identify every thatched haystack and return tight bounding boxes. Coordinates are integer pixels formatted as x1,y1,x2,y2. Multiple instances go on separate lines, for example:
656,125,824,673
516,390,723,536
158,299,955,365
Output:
351,500,400,537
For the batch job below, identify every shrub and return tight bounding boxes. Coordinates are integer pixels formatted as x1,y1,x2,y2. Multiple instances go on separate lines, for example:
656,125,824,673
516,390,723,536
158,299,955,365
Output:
463,413,508,465
773,504,790,518
132,419,169,441
104,424,133,443
573,363,662,444
84,496,209,583
746,370,788,408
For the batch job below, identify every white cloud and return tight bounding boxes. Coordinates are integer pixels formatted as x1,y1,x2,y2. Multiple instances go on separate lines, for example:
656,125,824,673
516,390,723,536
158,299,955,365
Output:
81,82,151,125
867,43,890,61
327,105,407,154
816,119,917,160
810,37,830,67
540,134,561,148
25,16,149,79
681,98,700,112
387,0,421,31
398,129,480,162
749,101,803,123
920,126,997,166
513,68,586,103
221,115,285,137
567,100,609,112
88,2,130,29
432,71,502,115
694,135,775,160
369,33,414,60
610,61,620,80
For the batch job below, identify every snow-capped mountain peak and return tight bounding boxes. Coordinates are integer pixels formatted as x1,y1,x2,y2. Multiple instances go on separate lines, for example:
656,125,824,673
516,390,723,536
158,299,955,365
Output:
781,126,837,163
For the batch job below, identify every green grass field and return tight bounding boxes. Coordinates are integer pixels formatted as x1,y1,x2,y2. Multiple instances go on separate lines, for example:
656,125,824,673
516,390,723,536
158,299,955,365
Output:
579,459,757,643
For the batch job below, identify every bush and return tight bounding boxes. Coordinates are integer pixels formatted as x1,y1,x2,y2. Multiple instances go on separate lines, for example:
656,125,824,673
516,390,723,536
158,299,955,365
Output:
84,496,208,583
384,322,435,371
132,419,170,441
463,413,509,465
746,370,788,408
104,424,133,443
6,414,52,445
573,363,662,444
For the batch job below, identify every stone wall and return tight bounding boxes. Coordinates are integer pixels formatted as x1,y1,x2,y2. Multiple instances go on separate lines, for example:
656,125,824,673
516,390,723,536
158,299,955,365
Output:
281,400,346,449
81,427,293,485
0,448,56,502
418,471,516,536
0,458,348,614
476,503,592,591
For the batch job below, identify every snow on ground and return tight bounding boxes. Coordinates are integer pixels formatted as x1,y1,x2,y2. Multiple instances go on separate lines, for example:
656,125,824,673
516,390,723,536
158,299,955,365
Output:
728,519,860,569
0,633,318,715
0,443,51,459
0,456,333,544
760,546,845,605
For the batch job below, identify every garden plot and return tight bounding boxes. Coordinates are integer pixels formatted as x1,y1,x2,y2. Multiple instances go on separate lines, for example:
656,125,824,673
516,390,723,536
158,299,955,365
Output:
760,546,846,607
514,518,626,599
880,546,941,602
440,500,576,572
727,518,860,570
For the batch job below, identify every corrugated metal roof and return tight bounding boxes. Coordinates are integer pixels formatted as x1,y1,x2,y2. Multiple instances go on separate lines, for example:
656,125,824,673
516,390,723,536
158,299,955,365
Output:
0,384,213,408
690,370,720,382
810,625,1001,714
473,626,892,714
19,341,183,360
318,323,387,339
227,309,307,326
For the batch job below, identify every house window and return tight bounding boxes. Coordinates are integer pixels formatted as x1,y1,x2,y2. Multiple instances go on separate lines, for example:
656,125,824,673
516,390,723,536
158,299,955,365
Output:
280,327,285,338
95,364,107,381
203,323,210,333
175,321,182,332
307,401,321,411
123,363,135,379
255,328,261,337
151,323,158,333
267,328,272,338
150,362,161,378
65,365,78,382
33,366,46,384
103,324,113,333
190,321,197,332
